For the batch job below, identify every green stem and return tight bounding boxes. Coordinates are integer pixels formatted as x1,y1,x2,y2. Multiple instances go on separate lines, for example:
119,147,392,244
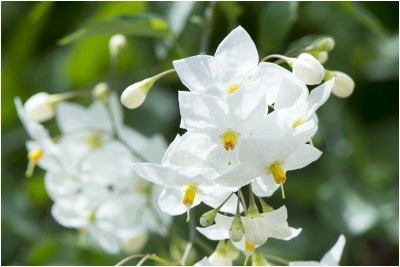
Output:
115,254,147,266
239,188,248,216
263,254,289,265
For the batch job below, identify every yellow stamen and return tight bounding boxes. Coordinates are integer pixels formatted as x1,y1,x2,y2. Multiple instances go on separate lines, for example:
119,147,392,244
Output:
268,162,287,199
220,129,239,151
228,83,240,94
224,133,236,151
28,148,43,163
183,184,197,222
25,148,43,178
292,118,304,128
245,239,255,252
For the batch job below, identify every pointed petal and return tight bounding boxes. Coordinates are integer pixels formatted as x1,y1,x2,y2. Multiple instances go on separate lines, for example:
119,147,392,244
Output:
274,76,309,111
88,226,121,254
214,161,263,188
173,55,217,93
306,79,334,119
130,162,187,187
178,91,227,131
320,235,346,265
199,186,238,213
215,26,259,80
284,144,322,171
194,257,212,266
251,175,280,197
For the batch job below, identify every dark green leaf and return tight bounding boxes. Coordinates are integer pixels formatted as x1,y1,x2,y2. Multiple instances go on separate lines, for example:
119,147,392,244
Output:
258,2,298,52
58,14,172,45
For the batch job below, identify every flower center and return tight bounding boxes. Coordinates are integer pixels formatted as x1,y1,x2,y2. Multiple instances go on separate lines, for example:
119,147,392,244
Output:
28,148,43,163
220,129,240,151
244,239,255,252
84,210,96,223
292,118,304,128
86,134,102,149
183,184,197,222
228,83,240,94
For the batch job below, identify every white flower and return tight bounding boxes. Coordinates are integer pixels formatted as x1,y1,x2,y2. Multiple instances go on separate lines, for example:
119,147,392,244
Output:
109,34,127,57
197,206,301,247
178,85,268,167
173,26,270,98
195,241,233,266
24,92,55,122
264,77,334,138
291,53,325,85
214,122,321,198
289,235,346,266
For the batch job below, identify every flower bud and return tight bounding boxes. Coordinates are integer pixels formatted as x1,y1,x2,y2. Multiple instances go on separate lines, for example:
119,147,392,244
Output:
251,250,270,266
258,198,274,213
91,82,109,102
200,209,218,226
24,92,55,122
229,214,244,242
209,241,232,266
225,240,240,260
120,78,154,109
308,51,328,64
109,34,127,57
291,53,325,85
314,37,335,52
243,216,268,246
325,70,355,98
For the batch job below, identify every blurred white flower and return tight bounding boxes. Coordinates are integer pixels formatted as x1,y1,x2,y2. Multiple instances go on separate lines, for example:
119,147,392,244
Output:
109,34,127,57
289,235,346,266
24,92,55,122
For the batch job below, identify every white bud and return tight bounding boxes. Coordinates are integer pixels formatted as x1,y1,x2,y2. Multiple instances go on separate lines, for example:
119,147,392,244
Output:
92,82,110,101
309,51,328,64
24,92,55,122
292,53,325,85
109,34,127,57
243,216,268,246
120,79,152,109
208,252,232,266
229,216,244,242
331,71,355,98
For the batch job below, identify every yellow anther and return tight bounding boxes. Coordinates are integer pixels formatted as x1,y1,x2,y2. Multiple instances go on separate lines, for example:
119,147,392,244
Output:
268,162,287,199
220,130,239,151
292,118,304,128
224,133,236,151
228,83,240,94
244,239,255,252
28,148,43,163
183,184,197,222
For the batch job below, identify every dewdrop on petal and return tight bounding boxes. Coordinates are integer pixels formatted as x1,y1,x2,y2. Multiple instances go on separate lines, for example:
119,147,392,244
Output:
109,34,127,57
325,70,355,98
24,92,55,122
291,53,325,85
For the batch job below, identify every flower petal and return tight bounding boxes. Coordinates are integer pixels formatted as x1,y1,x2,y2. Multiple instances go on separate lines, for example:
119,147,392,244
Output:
251,175,280,197
284,144,322,171
173,55,217,93
320,235,346,265
305,79,334,119
130,162,187,187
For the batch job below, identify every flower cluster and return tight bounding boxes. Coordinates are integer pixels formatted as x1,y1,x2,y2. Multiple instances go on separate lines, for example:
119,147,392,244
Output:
125,26,349,265
15,91,170,254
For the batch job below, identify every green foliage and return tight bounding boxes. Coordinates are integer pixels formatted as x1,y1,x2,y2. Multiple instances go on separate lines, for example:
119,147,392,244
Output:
2,1,398,265
58,14,172,45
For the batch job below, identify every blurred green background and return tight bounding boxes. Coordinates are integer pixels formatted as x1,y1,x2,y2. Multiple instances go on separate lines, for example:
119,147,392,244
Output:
2,1,398,265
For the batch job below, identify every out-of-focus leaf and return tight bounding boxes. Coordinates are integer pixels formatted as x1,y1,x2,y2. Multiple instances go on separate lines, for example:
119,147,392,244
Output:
258,2,298,52
154,2,197,59
363,34,399,81
58,14,172,45
288,34,334,54
339,2,389,39
217,1,243,29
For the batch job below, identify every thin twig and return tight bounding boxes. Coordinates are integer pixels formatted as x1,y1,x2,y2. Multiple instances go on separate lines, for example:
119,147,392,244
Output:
137,254,153,266
115,254,147,266
264,254,290,265
180,209,196,265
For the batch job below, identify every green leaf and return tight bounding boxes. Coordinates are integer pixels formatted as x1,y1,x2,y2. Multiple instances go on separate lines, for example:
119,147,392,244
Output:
58,14,172,45
218,1,243,29
258,2,298,52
